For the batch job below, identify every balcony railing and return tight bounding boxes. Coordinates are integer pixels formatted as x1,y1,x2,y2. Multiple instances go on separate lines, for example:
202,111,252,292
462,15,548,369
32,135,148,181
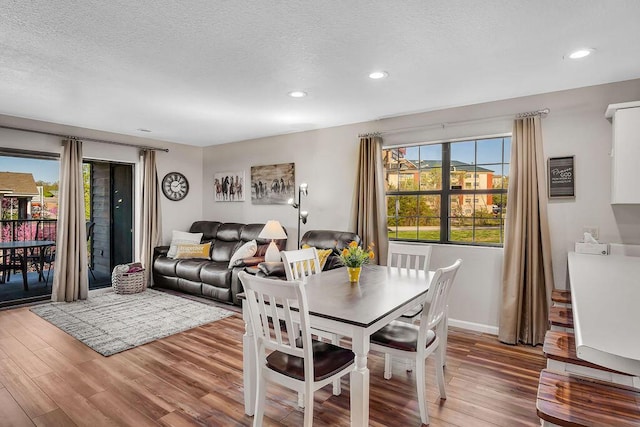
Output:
0,219,57,243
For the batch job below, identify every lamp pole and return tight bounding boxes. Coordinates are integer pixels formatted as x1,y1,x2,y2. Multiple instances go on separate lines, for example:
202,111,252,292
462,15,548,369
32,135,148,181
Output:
288,183,308,249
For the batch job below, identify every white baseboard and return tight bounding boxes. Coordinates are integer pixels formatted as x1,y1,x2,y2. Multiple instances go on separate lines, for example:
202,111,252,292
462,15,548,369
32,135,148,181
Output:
448,318,499,335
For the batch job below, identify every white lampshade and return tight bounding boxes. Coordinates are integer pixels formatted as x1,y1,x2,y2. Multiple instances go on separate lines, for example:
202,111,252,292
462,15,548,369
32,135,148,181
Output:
258,220,287,240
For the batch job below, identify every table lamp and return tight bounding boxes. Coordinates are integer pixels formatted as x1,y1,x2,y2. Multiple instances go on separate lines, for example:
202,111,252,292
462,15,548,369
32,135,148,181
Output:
258,220,287,262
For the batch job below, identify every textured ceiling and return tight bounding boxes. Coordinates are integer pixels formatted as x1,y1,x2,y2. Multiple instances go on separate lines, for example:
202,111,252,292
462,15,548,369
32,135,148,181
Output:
1,1,640,147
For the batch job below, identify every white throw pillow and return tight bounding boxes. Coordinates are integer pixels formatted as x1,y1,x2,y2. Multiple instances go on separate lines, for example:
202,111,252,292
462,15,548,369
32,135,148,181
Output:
167,230,203,258
228,240,258,268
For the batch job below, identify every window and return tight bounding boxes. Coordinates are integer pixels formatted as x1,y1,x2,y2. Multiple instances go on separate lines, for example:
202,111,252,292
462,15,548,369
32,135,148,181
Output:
384,136,510,246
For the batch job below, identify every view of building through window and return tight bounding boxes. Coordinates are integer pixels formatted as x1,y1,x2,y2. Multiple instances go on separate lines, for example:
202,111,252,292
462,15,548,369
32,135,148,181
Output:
0,155,91,241
383,136,511,245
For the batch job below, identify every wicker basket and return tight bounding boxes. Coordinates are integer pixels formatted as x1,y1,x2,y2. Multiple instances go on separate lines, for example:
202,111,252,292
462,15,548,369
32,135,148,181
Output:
112,264,146,294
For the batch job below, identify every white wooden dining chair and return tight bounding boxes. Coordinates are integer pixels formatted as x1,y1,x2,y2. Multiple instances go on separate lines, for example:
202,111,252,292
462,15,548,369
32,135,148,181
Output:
281,247,322,282
238,271,355,427
384,242,433,379
281,247,343,398
370,259,462,425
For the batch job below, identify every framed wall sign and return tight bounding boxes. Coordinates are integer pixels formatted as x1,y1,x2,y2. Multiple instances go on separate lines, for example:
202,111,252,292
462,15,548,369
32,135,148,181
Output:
548,156,575,198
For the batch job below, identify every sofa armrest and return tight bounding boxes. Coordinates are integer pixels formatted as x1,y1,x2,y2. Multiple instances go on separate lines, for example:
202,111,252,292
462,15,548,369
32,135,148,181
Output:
154,246,170,259
257,261,286,277
324,256,345,271
231,256,265,268
231,266,248,305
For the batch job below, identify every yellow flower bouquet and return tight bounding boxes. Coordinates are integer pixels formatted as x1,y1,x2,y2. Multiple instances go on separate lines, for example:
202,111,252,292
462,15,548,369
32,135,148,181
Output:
339,241,374,282
338,241,375,268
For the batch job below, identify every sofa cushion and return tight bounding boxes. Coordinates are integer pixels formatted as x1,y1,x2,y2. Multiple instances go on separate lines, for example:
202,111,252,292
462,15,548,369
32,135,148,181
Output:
200,262,233,288
175,259,210,282
216,223,243,241
241,223,267,242
302,245,332,270
202,283,231,302
189,221,221,242
168,231,203,258
174,242,211,259
211,240,239,262
229,240,257,268
154,256,180,276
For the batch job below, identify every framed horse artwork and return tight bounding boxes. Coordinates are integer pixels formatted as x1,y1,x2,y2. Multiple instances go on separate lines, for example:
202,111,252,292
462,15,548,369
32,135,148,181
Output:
214,171,245,202
250,163,295,205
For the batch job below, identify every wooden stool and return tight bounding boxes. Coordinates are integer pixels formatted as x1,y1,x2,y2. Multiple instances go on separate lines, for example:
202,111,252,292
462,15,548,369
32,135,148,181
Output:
543,331,636,386
551,289,571,306
537,369,640,427
549,306,573,331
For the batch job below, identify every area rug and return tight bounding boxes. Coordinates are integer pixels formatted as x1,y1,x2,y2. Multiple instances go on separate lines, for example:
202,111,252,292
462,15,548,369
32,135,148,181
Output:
30,287,234,356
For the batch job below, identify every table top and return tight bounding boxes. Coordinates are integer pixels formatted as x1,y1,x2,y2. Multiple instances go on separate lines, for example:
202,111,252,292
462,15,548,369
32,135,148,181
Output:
0,240,55,249
567,252,640,376
302,264,433,328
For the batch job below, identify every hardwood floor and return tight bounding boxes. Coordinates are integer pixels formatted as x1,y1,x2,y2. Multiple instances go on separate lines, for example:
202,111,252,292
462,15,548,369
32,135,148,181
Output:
0,305,546,426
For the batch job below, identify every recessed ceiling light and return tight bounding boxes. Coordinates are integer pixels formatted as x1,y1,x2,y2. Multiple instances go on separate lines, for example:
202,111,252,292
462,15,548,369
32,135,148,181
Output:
567,48,594,59
288,91,307,98
137,128,152,132
369,71,388,79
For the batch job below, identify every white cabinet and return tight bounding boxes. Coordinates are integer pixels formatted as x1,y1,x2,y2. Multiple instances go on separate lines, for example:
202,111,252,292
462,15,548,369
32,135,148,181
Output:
605,101,640,204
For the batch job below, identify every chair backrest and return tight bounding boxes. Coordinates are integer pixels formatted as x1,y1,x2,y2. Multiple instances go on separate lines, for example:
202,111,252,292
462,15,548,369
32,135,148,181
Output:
238,271,313,378
387,242,432,273
420,259,462,335
281,247,322,281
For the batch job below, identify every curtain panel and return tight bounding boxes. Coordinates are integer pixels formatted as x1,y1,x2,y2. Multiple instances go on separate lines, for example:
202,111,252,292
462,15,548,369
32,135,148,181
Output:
499,117,555,345
140,150,163,286
51,139,88,302
352,135,388,265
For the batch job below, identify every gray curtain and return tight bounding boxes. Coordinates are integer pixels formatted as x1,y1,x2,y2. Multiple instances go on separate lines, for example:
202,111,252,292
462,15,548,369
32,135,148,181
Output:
352,135,388,265
140,150,162,286
499,117,555,345
51,139,88,302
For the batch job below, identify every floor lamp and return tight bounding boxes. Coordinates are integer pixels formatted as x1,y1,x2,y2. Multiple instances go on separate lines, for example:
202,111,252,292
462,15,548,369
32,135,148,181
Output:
287,183,308,249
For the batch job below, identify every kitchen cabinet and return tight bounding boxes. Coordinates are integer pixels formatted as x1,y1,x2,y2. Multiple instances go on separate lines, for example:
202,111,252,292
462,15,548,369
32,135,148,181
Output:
605,101,640,204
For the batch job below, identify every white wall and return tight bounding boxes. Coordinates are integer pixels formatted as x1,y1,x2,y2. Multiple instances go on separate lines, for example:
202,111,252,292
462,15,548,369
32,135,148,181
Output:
3,78,639,331
203,78,640,332
201,124,370,244
0,115,204,254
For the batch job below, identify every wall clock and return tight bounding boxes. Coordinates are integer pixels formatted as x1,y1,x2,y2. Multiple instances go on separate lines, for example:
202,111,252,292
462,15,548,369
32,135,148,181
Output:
162,172,189,201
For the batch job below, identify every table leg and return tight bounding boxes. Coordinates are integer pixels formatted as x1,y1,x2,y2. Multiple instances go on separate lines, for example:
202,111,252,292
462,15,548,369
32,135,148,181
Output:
350,329,370,427
242,302,256,416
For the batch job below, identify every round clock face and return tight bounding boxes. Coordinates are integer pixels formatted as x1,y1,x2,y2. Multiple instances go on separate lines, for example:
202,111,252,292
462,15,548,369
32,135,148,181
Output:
162,172,189,201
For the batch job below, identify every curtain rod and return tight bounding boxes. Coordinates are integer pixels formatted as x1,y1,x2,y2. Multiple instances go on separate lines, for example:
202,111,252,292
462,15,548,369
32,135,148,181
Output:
0,124,169,152
363,108,550,137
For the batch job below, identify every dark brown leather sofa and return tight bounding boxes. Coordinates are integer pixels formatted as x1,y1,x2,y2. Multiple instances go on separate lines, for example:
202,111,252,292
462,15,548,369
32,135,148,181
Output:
257,229,361,278
153,221,287,305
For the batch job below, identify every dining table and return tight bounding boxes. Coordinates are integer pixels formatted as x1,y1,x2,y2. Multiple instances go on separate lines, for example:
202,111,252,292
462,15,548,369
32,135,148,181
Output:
567,251,640,387
241,264,435,427
0,240,55,290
